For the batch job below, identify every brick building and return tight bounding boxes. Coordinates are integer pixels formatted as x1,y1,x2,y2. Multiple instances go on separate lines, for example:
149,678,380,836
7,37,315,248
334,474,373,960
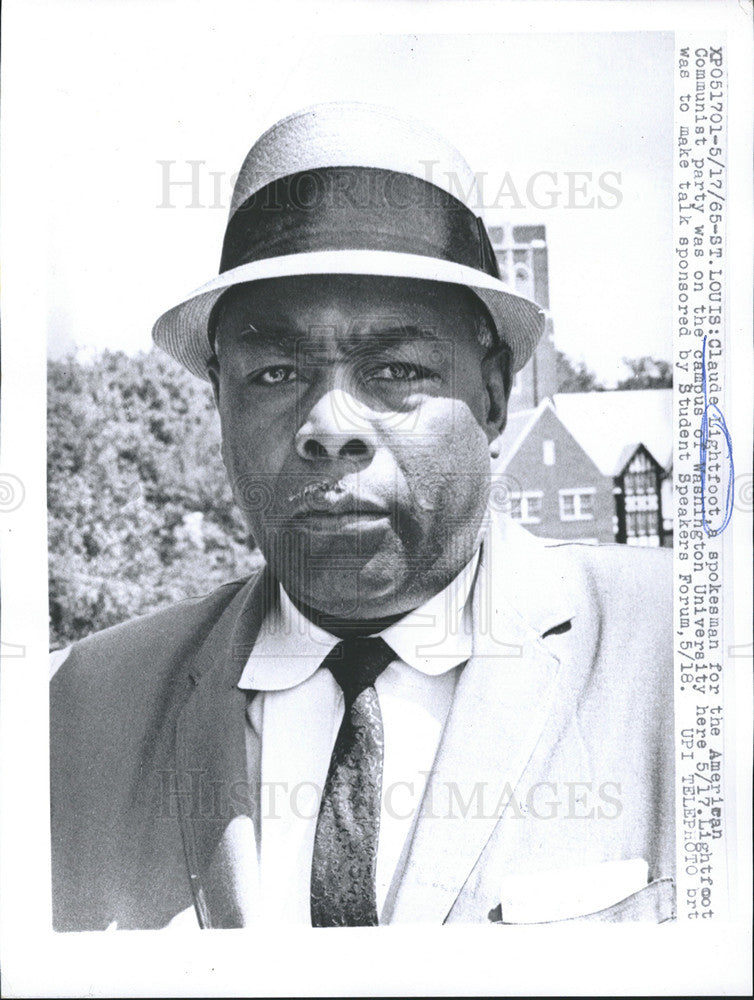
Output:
494,391,672,546
494,399,615,544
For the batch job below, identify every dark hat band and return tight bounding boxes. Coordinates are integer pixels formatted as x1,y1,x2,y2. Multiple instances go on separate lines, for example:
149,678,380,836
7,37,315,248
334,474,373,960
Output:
220,166,501,279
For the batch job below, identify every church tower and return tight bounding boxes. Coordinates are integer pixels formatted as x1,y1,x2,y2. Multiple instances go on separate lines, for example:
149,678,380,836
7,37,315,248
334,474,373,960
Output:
488,223,557,413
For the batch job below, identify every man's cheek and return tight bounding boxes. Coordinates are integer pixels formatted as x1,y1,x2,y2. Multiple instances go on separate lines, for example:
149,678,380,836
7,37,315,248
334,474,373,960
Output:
410,437,490,525
420,397,488,445
224,449,276,529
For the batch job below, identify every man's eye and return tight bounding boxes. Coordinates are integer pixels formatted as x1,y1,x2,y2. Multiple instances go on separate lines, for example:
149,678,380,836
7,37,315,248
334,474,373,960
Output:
251,366,298,385
367,362,431,382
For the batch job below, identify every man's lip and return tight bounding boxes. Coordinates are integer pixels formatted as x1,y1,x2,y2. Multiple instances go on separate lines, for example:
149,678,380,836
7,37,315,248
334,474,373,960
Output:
290,509,391,534
290,497,390,519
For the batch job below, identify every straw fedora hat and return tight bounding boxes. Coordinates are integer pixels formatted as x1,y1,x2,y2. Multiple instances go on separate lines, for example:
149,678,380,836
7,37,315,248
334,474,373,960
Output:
152,102,546,380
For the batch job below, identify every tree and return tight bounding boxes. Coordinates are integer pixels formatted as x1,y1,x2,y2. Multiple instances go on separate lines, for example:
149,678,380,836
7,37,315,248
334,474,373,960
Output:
616,356,673,390
48,350,262,648
554,349,604,393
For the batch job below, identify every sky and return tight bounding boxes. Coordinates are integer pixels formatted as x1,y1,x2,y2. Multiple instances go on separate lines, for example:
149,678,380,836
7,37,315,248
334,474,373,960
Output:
20,3,673,383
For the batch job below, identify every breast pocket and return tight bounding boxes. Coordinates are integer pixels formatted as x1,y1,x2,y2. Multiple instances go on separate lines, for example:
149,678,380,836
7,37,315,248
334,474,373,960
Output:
490,878,676,924
489,859,676,925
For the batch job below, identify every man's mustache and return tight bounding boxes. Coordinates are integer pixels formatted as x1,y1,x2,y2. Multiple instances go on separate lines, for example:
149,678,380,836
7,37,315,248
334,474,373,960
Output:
285,473,456,515
286,479,392,518
287,479,345,506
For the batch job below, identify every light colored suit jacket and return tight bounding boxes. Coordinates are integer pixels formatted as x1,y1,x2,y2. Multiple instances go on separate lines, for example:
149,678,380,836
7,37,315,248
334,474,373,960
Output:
50,515,675,930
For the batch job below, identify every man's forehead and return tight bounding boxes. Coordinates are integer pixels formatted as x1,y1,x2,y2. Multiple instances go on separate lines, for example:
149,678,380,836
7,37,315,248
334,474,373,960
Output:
212,275,481,342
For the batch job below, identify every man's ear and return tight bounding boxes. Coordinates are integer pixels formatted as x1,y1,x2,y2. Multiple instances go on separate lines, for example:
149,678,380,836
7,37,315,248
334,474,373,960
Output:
481,347,509,442
207,356,221,409
206,356,230,472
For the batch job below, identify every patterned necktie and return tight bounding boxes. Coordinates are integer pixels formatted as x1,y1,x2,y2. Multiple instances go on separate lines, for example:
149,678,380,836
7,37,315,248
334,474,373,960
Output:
310,635,394,927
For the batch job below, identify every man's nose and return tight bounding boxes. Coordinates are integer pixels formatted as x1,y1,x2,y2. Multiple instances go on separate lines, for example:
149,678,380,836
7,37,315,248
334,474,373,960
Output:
295,387,378,462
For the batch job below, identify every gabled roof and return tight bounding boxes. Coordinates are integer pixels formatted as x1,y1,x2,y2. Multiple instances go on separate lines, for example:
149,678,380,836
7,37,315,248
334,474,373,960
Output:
552,389,672,475
614,441,665,478
495,398,553,470
613,441,643,477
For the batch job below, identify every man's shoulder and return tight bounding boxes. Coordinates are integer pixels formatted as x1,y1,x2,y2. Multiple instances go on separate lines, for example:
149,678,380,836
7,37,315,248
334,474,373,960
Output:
520,537,673,708
543,536,672,607
495,516,672,598
51,572,261,683
543,535,672,574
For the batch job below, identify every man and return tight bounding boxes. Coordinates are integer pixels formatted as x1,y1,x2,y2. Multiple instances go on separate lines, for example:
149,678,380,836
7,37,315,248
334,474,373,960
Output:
50,103,675,930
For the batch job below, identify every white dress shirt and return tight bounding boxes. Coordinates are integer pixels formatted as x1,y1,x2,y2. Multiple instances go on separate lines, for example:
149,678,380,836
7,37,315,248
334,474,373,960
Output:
237,550,479,924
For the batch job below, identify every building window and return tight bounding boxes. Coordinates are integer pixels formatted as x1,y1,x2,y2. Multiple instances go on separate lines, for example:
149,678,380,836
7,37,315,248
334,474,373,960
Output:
559,488,595,521
510,491,544,525
620,450,662,546
542,440,555,466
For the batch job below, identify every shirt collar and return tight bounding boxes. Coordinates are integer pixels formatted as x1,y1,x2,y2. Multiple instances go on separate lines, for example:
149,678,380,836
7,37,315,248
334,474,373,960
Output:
237,549,480,692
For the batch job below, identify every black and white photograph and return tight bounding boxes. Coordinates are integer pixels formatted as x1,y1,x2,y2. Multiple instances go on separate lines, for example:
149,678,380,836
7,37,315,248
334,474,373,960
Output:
1,0,751,996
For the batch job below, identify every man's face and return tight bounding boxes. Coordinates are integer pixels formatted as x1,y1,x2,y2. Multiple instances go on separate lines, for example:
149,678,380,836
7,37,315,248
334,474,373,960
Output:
209,274,508,618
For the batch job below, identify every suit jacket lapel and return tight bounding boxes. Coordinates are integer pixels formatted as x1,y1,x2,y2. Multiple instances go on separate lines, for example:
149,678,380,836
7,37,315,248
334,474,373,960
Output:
390,515,578,924
174,567,275,928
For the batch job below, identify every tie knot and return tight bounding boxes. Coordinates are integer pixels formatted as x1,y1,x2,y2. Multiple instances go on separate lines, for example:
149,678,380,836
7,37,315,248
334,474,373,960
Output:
323,636,394,703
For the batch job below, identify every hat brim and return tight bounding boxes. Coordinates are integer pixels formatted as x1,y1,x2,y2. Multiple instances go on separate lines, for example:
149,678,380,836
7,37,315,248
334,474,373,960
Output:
152,249,546,380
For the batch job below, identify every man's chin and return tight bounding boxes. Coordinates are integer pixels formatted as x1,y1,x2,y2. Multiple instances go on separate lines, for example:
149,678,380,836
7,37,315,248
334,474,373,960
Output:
288,588,415,623
275,556,418,621
261,522,450,618
262,517,400,566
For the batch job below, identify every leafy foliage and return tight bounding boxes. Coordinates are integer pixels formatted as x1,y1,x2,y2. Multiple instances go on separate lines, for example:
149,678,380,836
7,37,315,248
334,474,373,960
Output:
554,349,604,393
616,355,673,390
555,350,672,393
48,350,262,649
